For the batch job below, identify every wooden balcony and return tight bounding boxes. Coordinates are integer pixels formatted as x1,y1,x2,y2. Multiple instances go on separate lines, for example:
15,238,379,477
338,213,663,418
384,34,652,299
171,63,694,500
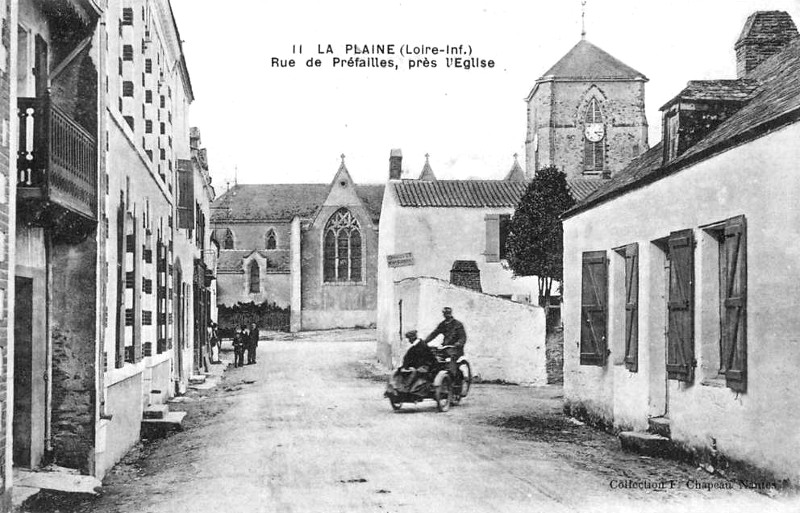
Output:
17,95,98,230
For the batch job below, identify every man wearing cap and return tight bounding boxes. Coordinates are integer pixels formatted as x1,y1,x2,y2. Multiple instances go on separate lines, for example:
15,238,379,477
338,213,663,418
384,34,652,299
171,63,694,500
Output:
423,307,467,381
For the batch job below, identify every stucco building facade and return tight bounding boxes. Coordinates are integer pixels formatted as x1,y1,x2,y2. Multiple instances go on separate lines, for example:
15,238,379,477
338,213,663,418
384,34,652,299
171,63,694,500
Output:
561,11,800,484
9,0,213,488
211,159,383,332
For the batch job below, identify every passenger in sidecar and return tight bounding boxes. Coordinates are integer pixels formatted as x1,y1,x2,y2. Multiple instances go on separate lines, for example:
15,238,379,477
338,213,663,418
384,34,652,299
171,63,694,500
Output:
387,330,437,396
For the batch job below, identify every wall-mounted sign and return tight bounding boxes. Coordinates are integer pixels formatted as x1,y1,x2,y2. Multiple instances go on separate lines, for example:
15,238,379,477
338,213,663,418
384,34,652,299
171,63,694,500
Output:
387,252,414,268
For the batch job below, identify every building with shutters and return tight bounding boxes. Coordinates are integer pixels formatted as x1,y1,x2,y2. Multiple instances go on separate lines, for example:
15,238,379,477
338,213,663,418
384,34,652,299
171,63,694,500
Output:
376,151,542,369
210,157,384,332
561,11,800,484
10,0,211,485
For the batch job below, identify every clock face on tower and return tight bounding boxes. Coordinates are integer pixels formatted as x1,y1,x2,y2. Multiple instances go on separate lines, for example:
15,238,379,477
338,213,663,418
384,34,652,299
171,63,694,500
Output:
584,123,605,143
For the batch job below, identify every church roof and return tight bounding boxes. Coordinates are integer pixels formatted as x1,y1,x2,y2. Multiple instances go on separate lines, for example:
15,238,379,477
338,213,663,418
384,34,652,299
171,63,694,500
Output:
539,40,646,81
503,156,526,182
211,183,384,223
392,180,526,208
419,158,436,181
567,178,605,202
566,35,800,218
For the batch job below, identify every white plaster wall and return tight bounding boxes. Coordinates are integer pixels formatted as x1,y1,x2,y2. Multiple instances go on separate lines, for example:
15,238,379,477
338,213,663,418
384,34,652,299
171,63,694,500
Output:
394,277,547,385
563,122,800,481
377,186,538,366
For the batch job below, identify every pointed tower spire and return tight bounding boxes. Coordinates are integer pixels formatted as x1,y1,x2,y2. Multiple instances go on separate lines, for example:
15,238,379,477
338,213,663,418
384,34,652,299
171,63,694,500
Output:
581,0,587,40
419,153,437,181
504,153,526,182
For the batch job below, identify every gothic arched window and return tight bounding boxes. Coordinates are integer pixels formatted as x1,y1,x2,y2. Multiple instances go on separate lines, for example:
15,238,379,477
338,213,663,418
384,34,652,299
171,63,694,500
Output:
323,208,362,283
265,229,276,250
223,230,234,249
583,98,605,174
249,260,260,293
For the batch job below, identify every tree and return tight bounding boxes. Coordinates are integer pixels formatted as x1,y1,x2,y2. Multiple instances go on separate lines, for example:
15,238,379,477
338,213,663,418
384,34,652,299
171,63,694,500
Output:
506,166,576,306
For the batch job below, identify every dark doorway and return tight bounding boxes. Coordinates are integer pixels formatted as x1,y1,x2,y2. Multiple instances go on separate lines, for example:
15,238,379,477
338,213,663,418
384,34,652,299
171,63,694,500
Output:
13,277,33,467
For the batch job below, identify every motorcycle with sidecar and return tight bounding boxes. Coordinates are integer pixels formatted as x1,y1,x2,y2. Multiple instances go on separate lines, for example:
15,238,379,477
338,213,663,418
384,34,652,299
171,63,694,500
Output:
384,345,472,412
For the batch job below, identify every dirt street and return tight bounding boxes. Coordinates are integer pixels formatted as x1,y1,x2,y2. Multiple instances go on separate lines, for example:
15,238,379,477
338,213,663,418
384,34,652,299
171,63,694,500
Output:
21,330,798,513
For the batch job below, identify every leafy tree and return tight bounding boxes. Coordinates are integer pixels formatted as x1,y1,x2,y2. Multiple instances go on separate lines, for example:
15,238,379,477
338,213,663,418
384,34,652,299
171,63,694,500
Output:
506,166,575,306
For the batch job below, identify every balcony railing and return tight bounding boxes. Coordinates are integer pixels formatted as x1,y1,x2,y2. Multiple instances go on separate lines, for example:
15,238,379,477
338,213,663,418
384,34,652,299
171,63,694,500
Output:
18,95,98,221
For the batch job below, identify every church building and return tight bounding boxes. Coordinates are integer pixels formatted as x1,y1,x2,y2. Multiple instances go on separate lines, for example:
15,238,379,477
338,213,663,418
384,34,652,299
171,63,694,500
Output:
210,158,384,331
525,37,649,182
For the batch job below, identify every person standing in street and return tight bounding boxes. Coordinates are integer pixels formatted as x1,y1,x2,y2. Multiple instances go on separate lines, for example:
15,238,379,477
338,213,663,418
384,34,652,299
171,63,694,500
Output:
248,322,260,364
233,325,245,368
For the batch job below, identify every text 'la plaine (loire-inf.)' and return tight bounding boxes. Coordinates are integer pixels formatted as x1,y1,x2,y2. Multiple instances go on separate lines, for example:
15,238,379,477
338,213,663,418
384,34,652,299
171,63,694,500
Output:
270,44,496,70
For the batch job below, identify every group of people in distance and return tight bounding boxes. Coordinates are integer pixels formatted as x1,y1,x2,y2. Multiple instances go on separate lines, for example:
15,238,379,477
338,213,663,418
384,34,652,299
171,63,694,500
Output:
233,322,260,367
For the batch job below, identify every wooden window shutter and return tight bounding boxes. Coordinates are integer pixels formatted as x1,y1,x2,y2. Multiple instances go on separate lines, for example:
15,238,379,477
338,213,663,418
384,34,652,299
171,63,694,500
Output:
484,214,500,263
580,251,608,366
177,160,194,229
115,196,126,368
623,243,639,372
667,229,695,382
722,216,747,392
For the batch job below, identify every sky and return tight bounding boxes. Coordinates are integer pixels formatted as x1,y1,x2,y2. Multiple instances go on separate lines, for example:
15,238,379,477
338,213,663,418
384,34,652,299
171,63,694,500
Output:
169,0,800,188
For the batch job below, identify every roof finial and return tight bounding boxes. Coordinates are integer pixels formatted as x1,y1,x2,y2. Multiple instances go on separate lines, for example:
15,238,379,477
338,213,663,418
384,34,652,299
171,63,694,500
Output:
341,153,346,164
581,0,587,40
425,153,430,163
513,152,519,162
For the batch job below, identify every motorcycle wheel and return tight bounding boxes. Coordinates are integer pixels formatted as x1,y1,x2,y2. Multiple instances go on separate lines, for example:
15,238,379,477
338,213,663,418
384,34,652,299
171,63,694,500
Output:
389,396,402,411
435,375,453,412
457,360,472,399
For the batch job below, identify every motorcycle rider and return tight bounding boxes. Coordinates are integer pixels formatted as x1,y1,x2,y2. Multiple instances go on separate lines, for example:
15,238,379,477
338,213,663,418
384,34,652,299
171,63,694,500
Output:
422,306,467,384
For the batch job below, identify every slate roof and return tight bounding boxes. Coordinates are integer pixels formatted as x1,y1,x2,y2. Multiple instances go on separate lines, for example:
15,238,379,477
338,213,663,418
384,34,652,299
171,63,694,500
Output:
540,40,646,81
661,79,760,109
211,183,384,223
217,250,290,273
567,178,605,202
566,36,800,218
393,180,527,208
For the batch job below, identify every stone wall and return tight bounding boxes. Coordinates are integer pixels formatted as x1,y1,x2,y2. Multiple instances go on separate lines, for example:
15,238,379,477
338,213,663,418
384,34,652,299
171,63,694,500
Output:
301,203,379,329
527,80,648,179
393,277,547,385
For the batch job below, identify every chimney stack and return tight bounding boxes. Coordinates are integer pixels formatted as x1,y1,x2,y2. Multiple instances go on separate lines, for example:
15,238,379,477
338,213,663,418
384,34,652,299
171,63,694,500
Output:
389,149,402,180
735,11,798,78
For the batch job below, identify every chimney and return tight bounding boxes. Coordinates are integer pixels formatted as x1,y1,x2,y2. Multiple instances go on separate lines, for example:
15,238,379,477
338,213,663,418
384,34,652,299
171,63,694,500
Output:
735,11,798,78
389,149,402,180
450,260,482,293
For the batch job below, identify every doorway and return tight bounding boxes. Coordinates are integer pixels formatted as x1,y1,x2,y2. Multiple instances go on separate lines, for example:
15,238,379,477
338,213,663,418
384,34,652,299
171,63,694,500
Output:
13,275,46,468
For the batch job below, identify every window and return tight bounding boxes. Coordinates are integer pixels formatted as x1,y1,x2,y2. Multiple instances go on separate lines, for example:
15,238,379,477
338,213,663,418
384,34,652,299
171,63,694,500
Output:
122,81,134,97
123,44,133,61
124,116,134,130
580,251,608,366
499,214,511,260
583,98,605,174
145,90,153,103
323,208,362,282
249,261,260,293
223,231,234,249
145,120,152,133
666,110,679,161
121,7,134,25
145,59,152,73
160,95,165,108
266,229,277,250
667,230,695,382
160,122,165,135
